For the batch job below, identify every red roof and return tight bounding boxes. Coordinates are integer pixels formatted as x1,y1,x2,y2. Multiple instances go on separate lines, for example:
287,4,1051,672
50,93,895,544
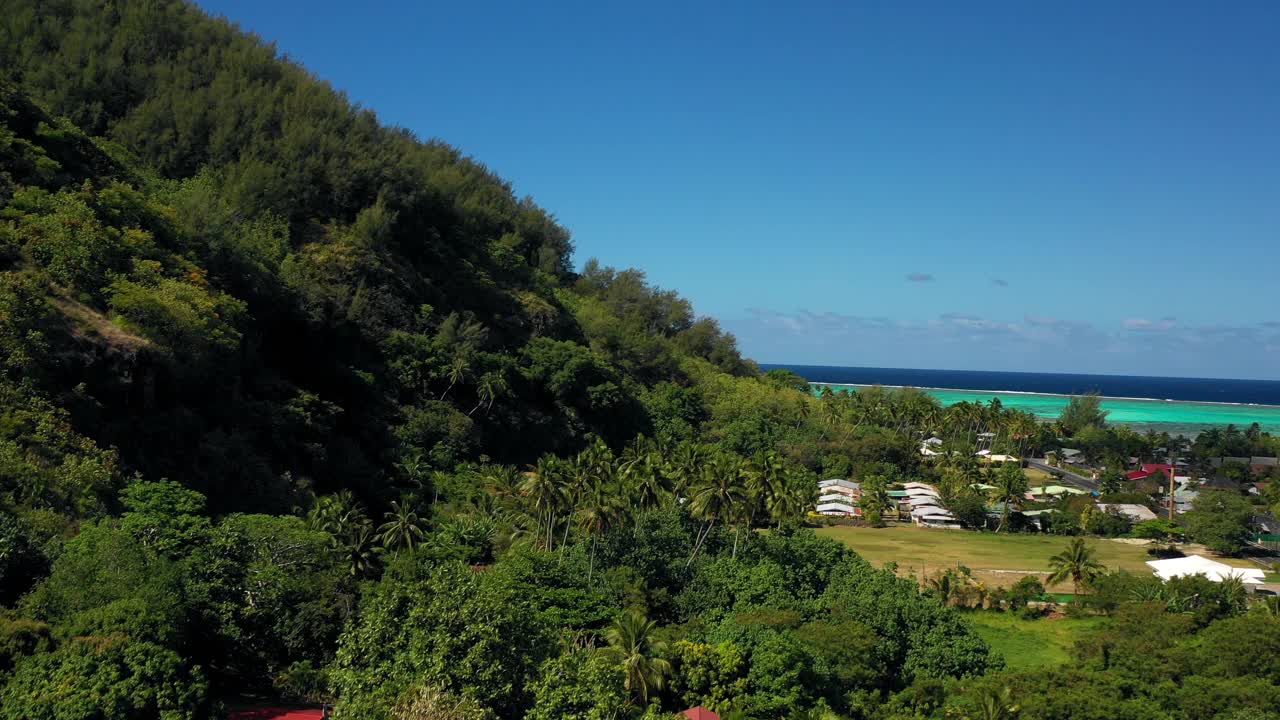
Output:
1126,470,1150,481
1141,464,1174,476
682,707,721,720
228,709,324,720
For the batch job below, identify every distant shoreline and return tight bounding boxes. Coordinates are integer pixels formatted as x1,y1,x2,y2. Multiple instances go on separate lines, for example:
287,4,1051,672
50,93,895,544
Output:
811,381,1280,410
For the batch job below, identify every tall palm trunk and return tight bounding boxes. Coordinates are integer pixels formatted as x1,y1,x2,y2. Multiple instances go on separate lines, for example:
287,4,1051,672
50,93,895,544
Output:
687,519,715,566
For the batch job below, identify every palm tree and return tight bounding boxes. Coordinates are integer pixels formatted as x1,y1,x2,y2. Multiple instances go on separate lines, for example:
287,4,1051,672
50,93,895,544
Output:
559,450,596,549
439,354,468,400
339,524,379,578
307,492,381,576
1009,412,1039,458
664,443,704,499
858,474,891,527
793,396,811,428
576,475,622,581
396,452,429,488
1259,595,1280,617
498,507,541,551
988,456,1029,530
1046,538,1106,602
688,455,748,565
1218,575,1248,614
520,457,567,551
926,569,960,606
621,443,670,514
307,490,369,538
482,464,523,503
772,470,815,525
597,609,672,707
617,436,652,479
468,371,507,416
746,450,786,525
727,497,755,560
377,498,426,556
972,686,1019,720
990,462,1028,532
820,396,844,439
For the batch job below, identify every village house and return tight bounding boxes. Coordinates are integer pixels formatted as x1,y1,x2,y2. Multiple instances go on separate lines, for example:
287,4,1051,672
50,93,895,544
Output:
1096,503,1157,522
816,478,861,517
1147,555,1266,587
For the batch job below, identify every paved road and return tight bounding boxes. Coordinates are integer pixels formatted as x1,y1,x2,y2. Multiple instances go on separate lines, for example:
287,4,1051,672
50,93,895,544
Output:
1025,458,1098,492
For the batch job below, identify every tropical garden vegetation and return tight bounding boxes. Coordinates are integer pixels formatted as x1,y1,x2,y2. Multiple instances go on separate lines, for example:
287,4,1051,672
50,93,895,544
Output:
0,1,1278,718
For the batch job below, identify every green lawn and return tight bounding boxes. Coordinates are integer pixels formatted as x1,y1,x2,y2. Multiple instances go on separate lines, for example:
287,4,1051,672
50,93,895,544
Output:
817,524,1152,572
1023,467,1053,483
815,524,1154,589
963,612,1104,667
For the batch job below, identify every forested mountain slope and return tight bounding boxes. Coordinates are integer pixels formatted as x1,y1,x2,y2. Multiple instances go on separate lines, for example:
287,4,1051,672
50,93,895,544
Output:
3,3,1279,720
1,0,755,518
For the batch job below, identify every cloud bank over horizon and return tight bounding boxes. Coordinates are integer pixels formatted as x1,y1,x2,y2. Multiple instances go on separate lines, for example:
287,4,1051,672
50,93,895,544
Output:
727,307,1280,381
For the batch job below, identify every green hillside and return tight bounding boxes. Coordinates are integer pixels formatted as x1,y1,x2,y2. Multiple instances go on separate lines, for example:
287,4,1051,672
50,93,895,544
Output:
2,3,1279,719
0,0,772,516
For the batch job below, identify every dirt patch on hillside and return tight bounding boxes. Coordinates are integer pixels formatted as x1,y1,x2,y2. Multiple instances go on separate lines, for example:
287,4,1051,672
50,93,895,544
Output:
50,293,150,352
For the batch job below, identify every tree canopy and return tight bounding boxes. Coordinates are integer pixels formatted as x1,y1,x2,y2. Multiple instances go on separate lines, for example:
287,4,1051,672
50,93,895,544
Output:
1,2,1279,719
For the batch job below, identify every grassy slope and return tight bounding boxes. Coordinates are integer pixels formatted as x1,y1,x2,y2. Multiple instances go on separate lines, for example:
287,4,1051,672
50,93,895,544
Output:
1023,467,1054,483
817,524,1269,589
962,612,1103,668
818,525,1153,572
816,525,1153,589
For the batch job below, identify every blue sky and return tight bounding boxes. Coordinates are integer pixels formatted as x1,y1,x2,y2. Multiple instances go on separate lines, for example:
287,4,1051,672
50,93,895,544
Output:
197,0,1280,379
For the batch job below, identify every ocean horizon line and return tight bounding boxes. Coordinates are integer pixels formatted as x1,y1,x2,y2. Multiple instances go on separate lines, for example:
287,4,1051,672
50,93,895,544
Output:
811,381,1280,411
764,363,1280,385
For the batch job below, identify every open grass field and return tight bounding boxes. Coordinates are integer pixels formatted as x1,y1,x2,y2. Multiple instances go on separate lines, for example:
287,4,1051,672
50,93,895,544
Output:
1023,467,1053,483
815,524,1153,589
814,524,1272,589
962,612,1104,667
818,524,1153,573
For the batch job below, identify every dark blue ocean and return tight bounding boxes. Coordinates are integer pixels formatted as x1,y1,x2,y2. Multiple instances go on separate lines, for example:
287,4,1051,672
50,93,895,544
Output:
761,365,1280,406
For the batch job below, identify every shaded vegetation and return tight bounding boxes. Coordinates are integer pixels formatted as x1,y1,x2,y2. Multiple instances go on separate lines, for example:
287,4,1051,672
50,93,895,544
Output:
0,2,1277,719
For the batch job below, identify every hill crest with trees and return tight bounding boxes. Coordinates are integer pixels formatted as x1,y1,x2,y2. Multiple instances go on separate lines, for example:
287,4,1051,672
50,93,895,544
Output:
2,2,1280,719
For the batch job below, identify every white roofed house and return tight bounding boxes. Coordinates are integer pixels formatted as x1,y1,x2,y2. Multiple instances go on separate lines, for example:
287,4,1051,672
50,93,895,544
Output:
1146,555,1266,587
905,494,944,507
904,487,941,500
815,499,859,516
1174,489,1199,514
819,478,860,493
1097,503,1157,523
1059,448,1082,461
920,437,944,456
1027,485,1088,498
815,479,861,517
891,482,957,527
911,504,960,528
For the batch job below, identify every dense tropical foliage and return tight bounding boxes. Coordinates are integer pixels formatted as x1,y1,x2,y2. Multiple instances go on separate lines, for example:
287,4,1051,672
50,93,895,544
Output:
1,1,1278,718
